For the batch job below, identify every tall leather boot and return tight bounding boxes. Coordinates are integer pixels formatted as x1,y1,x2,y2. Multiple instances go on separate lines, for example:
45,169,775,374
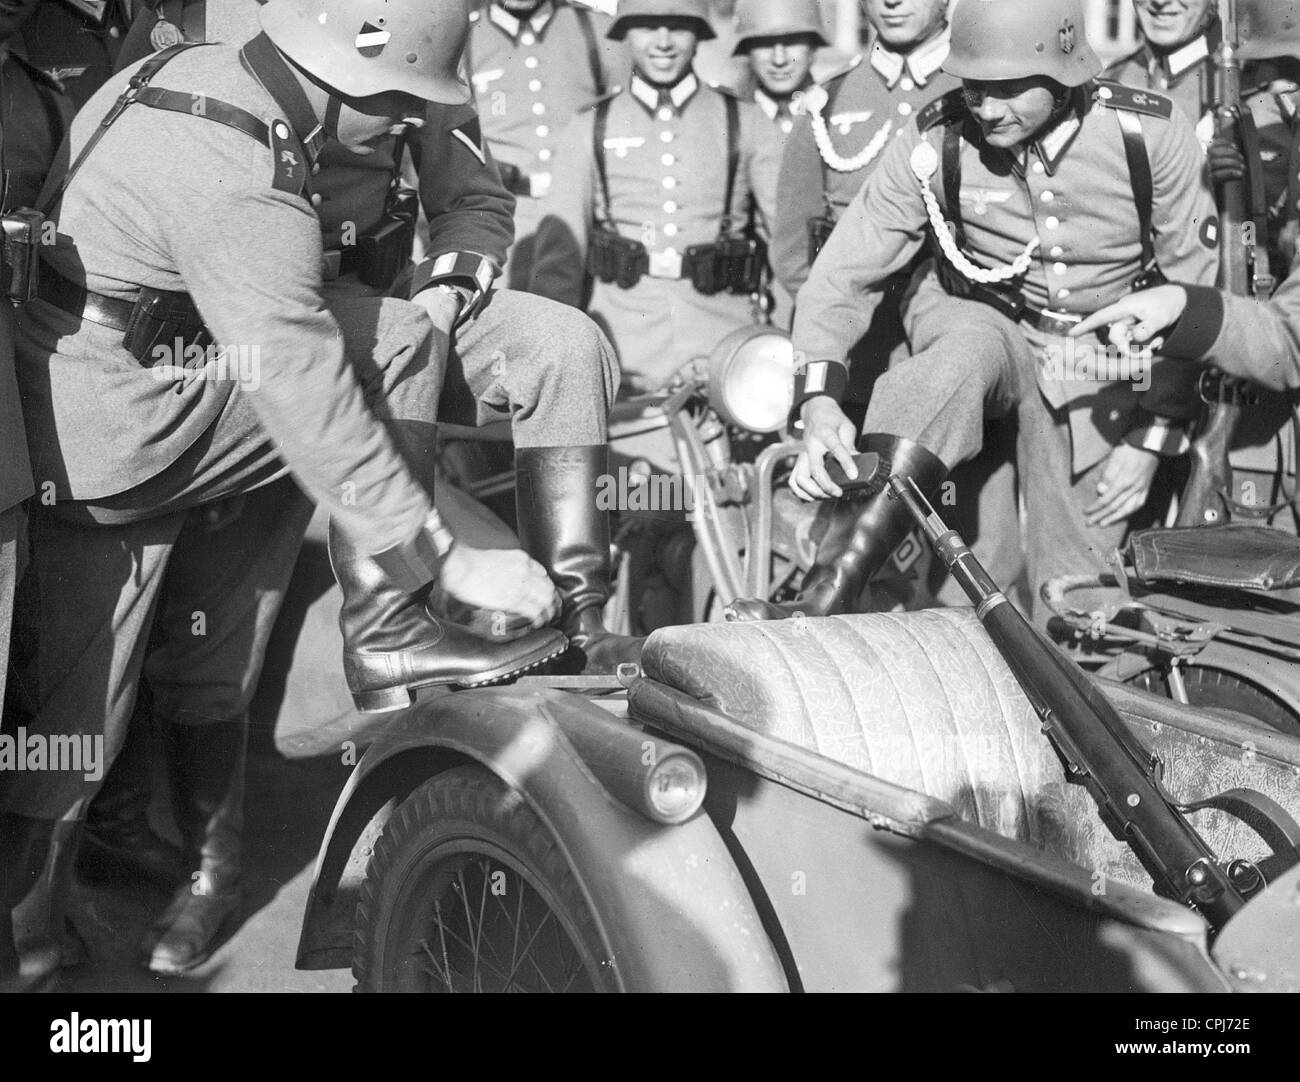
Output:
79,699,189,889
726,436,947,621
514,445,644,674
333,421,568,713
140,719,245,975
0,813,61,992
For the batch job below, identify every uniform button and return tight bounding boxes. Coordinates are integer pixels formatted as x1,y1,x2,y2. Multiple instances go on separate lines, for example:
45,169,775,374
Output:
536,125,549,137
664,223,679,237
528,79,542,92
657,107,674,121
897,101,913,116
663,201,677,212
310,193,323,207
1032,161,1045,174
1057,288,1071,299
901,77,915,91
521,32,535,45
109,25,121,38
660,131,674,143
532,102,545,116
661,153,675,166
662,176,677,189
311,163,321,175
524,56,539,69
1045,216,1061,229
1053,262,1068,275
1040,191,1055,203
1049,245,1064,258
538,148,552,162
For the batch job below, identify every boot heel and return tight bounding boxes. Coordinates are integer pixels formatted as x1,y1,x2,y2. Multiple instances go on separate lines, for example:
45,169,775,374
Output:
351,684,418,714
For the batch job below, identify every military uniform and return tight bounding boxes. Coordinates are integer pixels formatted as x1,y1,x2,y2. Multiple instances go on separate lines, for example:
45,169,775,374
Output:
1,48,72,712
466,0,627,288
1104,30,1217,147
18,0,133,108
796,81,1219,607
773,31,957,297
530,69,778,390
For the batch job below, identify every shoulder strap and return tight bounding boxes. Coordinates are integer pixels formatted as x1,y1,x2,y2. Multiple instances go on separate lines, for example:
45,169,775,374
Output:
593,96,614,227
1113,106,1156,274
722,92,739,230
1238,109,1272,242
573,6,606,98
918,88,967,133
38,40,208,215
941,118,966,249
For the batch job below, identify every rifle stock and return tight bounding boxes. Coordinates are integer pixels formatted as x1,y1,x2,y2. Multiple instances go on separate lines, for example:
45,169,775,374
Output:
1179,0,1249,526
889,477,1252,934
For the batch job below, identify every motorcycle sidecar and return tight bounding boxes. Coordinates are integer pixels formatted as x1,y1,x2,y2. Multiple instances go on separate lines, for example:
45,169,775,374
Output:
296,608,1300,992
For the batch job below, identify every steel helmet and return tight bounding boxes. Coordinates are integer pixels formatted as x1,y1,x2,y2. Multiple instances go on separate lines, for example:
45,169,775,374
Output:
1239,0,1300,61
607,0,716,41
731,0,828,55
259,0,473,104
945,0,1102,88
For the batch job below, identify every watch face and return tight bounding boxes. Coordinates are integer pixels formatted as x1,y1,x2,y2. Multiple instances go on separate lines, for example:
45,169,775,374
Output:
150,18,186,50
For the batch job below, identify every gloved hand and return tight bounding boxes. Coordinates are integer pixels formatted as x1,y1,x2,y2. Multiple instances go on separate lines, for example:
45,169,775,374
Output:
1207,137,1247,185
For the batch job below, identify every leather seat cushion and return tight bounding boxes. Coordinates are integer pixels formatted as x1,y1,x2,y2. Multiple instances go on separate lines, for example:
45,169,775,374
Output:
1129,524,1300,591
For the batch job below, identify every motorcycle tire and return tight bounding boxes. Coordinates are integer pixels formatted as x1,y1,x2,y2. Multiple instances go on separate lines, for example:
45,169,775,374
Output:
352,765,616,993
1127,665,1300,738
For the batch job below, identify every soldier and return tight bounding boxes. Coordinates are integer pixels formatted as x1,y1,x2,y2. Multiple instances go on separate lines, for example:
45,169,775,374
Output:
1104,0,1217,145
18,0,134,108
529,0,779,392
732,0,825,141
772,0,956,298
464,0,628,289
0,0,642,991
726,0,1218,623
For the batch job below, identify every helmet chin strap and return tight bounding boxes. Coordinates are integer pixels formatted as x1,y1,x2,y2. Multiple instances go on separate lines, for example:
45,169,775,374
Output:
323,92,344,141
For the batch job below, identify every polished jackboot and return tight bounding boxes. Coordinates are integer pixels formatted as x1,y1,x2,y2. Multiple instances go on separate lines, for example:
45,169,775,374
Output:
333,421,568,713
0,813,70,992
726,436,948,621
141,719,245,975
79,703,189,889
514,445,643,674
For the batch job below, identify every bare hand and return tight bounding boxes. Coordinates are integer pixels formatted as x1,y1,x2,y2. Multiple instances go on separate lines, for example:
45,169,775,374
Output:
1084,443,1160,528
790,398,859,501
1070,285,1188,353
438,545,561,630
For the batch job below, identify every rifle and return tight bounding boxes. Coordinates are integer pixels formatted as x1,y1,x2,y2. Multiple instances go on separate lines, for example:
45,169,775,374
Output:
889,477,1259,934
1178,0,1258,526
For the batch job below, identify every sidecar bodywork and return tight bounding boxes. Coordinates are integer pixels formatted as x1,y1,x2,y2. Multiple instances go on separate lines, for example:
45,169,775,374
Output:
297,608,1300,992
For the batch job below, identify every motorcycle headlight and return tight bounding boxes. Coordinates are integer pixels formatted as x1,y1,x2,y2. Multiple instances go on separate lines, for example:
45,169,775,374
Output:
706,326,796,434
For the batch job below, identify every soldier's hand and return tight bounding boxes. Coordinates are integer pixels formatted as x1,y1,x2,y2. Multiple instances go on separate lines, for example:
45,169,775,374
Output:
410,284,465,337
1084,444,1160,529
1070,286,1188,352
437,545,561,629
791,398,859,501
1207,138,1247,185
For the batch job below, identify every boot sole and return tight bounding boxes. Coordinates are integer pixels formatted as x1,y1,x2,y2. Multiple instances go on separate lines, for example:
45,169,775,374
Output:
350,640,569,714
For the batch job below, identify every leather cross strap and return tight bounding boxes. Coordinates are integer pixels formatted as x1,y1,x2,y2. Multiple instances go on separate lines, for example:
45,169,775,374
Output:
573,6,606,98
593,96,616,228
720,92,740,233
133,85,270,145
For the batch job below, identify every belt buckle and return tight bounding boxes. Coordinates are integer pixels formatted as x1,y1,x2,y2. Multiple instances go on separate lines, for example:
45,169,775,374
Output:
1039,308,1081,336
648,249,683,280
321,249,343,282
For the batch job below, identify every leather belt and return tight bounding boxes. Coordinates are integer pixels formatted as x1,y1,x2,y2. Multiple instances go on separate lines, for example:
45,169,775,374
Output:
37,261,135,331
498,162,551,199
951,276,1083,337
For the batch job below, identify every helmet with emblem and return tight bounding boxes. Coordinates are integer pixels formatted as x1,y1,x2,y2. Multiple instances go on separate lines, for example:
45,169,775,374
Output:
945,0,1102,88
731,0,828,55
607,0,716,41
258,0,473,104
1239,0,1300,62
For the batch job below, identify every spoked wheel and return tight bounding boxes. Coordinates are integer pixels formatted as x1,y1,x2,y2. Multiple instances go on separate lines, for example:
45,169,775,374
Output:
1127,665,1300,738
353,766,616,993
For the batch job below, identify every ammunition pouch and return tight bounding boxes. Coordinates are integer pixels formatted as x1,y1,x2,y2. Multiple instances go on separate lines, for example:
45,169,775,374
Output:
121,286,211,365
684,235,768,297
807,214,835,265
1,207,44,304
587,227,649,289
354,187,419,291
1129,264,1168,293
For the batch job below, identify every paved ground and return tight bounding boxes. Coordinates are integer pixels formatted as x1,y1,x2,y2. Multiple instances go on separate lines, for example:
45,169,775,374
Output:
65,748,353,993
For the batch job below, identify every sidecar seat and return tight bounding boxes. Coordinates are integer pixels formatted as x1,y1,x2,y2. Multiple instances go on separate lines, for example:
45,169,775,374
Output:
638,609,1300,888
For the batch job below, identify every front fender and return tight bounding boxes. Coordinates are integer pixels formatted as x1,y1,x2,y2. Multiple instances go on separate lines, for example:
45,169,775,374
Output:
295,686,788,992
